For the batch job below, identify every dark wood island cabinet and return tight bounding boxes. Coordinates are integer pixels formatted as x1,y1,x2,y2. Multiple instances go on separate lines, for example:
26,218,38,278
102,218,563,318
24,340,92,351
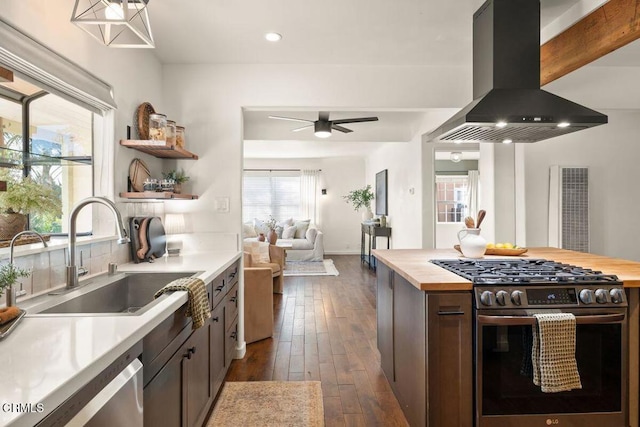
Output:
376,261,472,427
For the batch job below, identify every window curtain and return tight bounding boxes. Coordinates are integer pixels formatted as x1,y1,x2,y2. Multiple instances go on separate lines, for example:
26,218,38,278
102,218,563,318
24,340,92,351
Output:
467,170,479,220
300,169,320,224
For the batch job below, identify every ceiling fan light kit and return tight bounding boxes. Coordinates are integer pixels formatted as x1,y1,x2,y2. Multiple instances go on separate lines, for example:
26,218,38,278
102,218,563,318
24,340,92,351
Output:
270,111,379,138
71,0,154,48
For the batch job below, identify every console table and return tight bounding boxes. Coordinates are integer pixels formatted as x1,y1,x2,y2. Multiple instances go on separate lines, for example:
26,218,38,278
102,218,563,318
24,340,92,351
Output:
361,223,391,270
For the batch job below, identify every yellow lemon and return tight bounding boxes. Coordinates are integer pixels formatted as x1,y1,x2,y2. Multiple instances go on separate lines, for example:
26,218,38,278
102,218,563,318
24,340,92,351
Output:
486,242,495,249
495,243,505,249
503,242,514,249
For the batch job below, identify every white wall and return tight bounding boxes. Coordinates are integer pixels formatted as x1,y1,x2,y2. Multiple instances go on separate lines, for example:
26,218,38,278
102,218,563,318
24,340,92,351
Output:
523,109,640,261
366,139,423,249
243,157,366,254
162,64,471,241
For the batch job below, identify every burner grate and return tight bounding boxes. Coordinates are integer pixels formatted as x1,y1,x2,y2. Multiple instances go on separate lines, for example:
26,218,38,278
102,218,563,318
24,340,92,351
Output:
431,258,619,285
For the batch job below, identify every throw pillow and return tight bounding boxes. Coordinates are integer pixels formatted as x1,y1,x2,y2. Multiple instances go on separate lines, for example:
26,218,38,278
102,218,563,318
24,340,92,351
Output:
243,241,270,264
306,227,318,244
275,218,292,238
293,219,311,239
253,218,270,235
282,225,297,239
243,221,257,238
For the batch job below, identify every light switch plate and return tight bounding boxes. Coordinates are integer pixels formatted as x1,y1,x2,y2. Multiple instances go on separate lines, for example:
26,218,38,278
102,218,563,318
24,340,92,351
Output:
214,197,230,213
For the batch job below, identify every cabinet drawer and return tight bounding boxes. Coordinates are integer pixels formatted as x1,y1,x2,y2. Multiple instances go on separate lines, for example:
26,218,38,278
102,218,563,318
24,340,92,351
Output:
224,283,239,332
225,260,240,288
225,317,238,368
210,274,225,310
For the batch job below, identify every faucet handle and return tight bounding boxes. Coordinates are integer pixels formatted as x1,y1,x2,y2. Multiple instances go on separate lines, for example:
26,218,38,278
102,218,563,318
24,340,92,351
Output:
78,266,89,277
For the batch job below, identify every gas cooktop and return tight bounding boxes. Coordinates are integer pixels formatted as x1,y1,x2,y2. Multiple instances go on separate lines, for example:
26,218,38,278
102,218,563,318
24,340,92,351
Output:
430,258,619,285
431,259,626,308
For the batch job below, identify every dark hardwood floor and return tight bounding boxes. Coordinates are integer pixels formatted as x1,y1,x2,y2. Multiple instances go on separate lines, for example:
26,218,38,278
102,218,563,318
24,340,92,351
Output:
224,255,408,426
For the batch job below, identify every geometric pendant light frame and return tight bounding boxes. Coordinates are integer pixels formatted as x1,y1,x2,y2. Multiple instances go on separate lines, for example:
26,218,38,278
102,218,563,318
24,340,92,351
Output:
71,0,154,48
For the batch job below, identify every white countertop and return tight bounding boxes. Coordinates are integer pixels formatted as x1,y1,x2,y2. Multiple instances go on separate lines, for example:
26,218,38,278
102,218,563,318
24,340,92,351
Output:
0,250,241,427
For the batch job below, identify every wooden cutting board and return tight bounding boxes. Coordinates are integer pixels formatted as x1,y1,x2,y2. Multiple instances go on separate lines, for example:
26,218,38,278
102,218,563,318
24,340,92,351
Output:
454,244,528,256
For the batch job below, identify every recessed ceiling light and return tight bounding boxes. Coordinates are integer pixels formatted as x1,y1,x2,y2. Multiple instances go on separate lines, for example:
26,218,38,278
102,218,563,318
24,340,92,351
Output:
496,121,507,128
502,138,513,144
557,122,571,128
265,32,282,42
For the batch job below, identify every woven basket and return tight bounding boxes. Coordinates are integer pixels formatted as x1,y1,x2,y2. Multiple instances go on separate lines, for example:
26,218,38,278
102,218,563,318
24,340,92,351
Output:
0,213,27,241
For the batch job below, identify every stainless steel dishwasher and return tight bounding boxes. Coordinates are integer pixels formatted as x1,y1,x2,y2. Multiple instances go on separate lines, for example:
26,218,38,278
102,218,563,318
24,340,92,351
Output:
66,358,143,426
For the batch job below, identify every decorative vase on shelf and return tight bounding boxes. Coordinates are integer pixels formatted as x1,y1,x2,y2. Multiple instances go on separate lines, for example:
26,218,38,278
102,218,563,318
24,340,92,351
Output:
380,215,387,227
267,229,278,245
362,208,373,221
173,183,182,194
257,233,266,242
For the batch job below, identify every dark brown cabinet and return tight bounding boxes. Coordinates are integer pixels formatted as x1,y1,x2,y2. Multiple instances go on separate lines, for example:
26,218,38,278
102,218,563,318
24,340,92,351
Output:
144,325,210,427
143,258,241,427
376,263,472,427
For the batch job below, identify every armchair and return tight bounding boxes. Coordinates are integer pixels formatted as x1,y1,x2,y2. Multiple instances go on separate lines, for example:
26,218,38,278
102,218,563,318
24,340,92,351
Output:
243,243,285,293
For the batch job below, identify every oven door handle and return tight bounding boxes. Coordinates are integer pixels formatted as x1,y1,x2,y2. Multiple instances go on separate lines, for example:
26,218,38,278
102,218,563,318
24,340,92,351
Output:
477,313,625,326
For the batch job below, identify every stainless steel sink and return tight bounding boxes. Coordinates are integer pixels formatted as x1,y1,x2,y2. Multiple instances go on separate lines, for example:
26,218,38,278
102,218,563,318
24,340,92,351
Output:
24,271,200,317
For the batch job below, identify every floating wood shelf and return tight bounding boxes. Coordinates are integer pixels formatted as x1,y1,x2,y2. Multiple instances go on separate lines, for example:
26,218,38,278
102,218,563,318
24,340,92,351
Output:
120,140,199,159
119,191,199,200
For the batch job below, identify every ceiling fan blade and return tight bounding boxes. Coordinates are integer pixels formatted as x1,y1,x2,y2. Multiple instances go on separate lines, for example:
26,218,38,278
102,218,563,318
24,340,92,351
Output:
332,124,353,133
292,125,314,132
331,116,379,125
318,111,330,121
268,115,314,123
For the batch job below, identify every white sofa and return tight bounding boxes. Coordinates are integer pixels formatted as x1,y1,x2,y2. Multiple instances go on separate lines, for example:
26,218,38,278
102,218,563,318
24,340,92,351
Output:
243,219,324,262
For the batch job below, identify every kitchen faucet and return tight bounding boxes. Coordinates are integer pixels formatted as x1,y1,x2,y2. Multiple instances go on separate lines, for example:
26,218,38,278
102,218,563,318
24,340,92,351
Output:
66,197,129,289
6,230,48,307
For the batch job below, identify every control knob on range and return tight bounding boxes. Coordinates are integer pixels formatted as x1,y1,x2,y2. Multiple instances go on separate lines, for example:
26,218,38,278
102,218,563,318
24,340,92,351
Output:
480,291,496,306
595,289,609,304
511,290,524,306
610,288,625,304
496,290,509,306
579,289,595,304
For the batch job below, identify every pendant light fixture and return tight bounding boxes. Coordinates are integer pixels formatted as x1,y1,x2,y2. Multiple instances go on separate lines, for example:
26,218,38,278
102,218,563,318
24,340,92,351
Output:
71,0,154,48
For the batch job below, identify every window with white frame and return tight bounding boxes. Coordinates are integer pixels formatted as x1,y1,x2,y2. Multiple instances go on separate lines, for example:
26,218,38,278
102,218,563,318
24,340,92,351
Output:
243,170,301,222
435,175,469,223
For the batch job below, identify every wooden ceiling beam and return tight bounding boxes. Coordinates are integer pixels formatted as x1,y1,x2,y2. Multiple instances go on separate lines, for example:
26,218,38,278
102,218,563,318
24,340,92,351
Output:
0,66,13,83
541,0,640,86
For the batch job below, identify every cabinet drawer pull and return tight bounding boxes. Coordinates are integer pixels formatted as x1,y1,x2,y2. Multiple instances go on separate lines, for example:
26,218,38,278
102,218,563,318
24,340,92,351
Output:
212,316,220,322
230,296,237,303
185,346,196,359
230,331,237,340
215,285,224,292
437,310,465,316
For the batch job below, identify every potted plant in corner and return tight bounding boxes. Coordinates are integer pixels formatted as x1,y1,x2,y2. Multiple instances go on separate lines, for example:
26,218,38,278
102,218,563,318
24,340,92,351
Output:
0,170,62,241
343,185,375,221
162,168,190,194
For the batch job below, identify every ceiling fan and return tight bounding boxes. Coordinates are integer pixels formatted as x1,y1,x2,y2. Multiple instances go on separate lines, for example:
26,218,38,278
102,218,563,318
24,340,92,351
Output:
268,111,379,138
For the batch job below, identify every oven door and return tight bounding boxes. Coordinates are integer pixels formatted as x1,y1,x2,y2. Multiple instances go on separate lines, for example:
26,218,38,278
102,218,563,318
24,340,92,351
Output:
475,309,627,427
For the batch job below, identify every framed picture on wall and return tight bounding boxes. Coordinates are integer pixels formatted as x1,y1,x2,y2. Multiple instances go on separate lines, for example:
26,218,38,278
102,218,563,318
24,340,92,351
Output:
376,169,388,215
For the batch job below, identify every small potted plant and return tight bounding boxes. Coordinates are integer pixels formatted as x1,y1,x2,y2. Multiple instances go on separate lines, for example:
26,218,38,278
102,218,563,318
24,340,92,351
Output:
162,169,190,194
0,263,31,298
343,185,375,220
0,170,62,240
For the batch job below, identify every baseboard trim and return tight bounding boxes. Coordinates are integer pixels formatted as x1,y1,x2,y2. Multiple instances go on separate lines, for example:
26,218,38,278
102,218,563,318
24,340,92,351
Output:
325,250,360,255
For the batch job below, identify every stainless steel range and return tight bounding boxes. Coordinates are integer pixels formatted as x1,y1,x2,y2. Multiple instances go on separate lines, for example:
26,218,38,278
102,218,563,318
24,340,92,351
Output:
431,258,628,427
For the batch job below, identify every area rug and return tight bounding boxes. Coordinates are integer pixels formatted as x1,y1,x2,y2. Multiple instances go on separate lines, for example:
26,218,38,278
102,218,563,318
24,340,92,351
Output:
283,259,339,276
207,381,324,426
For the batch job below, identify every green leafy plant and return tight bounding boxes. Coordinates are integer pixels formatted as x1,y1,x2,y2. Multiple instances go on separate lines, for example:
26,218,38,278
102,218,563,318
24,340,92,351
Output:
162,168,190,184
343,185,375,211
0,169,62,217
0,263,31,297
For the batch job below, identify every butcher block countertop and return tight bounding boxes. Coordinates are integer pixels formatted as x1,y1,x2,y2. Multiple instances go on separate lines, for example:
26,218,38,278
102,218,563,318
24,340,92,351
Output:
372,247,640,291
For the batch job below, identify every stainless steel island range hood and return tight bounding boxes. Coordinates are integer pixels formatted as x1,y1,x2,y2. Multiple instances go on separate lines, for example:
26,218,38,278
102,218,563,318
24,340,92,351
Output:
426,0,607,143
